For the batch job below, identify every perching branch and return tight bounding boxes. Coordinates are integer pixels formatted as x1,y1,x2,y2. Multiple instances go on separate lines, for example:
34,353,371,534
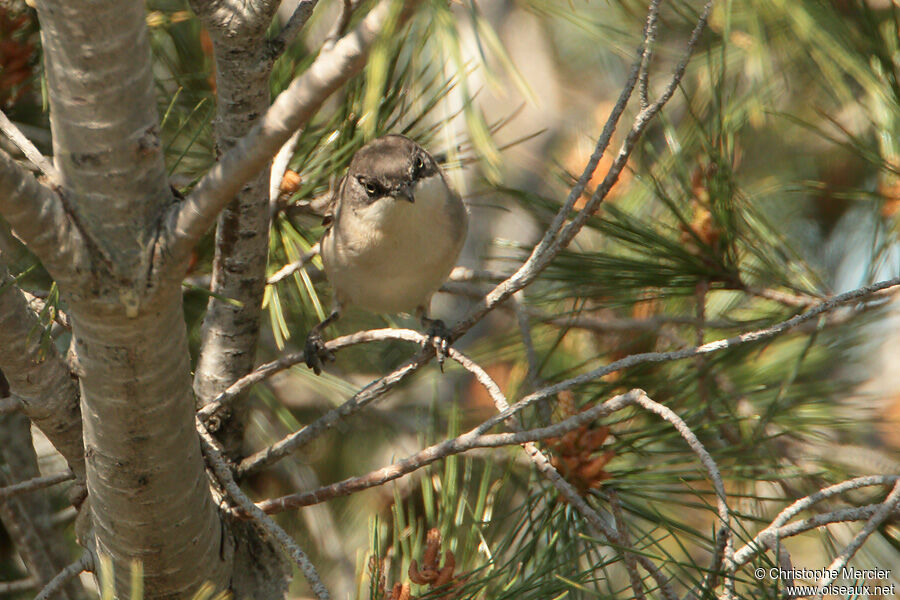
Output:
206,275,900,479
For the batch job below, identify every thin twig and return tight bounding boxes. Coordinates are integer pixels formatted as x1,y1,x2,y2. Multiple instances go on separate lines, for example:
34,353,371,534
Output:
0,110,60,185
814,480,900,596
33,553,93,600
745,285,817,308
0,471,74,501
222,276,900,478
775,504,898,542
197,421,331,600
323,0,357,49
448,266,508,282
0,577,38,593
731,474,900,566
21,290,72,330
450,0,712,338
638,0,662,110
480,275,900,431
269,0,322,59
608,488,647,600
266,243,320,285
630,393,734,598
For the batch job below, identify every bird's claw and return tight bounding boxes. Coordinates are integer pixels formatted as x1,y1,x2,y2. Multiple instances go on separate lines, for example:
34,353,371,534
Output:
423,319,452,372
304,331,334,375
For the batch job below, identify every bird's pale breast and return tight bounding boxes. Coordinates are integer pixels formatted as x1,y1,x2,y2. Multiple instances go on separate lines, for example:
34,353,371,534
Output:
321,175,467,314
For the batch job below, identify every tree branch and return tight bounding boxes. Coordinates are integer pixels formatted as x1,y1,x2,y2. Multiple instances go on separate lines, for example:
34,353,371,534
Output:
0,152,88,280
268,0,323,59
33,553,94,600
205,275,900,482
818,481,900,595
0,471,75,501
0,109,60,184
197,422,331,600
0,578,38,594
191,0,285,457
732,475,900,566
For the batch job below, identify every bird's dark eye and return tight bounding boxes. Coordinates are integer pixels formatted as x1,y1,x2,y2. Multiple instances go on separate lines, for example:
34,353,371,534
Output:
412,154,425,177
358,176,380,196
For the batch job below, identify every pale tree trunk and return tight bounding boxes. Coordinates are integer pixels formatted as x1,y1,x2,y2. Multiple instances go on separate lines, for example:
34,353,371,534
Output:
26,0,230,596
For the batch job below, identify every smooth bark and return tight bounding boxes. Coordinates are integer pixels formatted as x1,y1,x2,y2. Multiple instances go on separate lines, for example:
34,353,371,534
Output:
190,0,279,456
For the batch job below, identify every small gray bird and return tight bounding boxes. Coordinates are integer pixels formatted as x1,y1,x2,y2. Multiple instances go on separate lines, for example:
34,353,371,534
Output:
305,134,468,374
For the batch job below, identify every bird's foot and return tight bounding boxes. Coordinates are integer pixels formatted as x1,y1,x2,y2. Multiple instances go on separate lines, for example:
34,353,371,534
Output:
304,330,335,376
422,317,452,372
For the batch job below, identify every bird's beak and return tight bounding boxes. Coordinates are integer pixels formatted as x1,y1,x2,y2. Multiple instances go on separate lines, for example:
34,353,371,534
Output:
394,183,415,203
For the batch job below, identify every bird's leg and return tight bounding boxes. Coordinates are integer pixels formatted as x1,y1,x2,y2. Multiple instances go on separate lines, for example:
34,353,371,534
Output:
417,306,452,372
304,307,341,375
